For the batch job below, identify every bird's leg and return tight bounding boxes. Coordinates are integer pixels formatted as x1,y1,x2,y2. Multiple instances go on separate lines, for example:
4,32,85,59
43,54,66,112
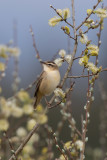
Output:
45,97,62,109
45,97,51,108
48,100,62,109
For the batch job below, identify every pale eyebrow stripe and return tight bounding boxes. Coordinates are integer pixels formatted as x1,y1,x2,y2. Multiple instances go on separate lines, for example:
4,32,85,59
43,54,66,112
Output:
47,63,54,65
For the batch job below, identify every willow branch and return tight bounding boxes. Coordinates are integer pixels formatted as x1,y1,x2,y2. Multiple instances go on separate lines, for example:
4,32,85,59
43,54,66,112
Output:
45,125,68,160
68,119,82,138
9,123,39,160
30,25,40,60
50,5,73,28
48,82,75,109
76,0,102,31
68,68,107,79
95,21,102,66
48,1,78,106
60,0,77,87
71,0,76,38
61,26,75,40
4,132,17,160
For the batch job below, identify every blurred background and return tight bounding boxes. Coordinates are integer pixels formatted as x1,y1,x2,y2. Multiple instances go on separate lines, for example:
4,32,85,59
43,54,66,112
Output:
0,0,107,156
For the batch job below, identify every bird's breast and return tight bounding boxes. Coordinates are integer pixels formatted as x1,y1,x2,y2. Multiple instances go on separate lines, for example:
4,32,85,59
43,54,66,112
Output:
40,70,60,96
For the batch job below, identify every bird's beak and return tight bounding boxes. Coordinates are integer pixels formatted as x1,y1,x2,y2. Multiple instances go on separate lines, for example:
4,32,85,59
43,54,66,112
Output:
40,61,46,65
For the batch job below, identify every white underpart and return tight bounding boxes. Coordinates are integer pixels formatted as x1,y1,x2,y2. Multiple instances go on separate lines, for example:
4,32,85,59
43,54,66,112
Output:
40,64,60,95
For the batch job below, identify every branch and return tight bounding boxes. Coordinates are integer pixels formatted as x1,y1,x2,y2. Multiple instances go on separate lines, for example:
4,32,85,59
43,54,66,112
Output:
9,123,39,160
71,0,76,38
61,26,75,40
80,14,103,159
47,2,78,107
4,132,17,160
80,72,91,160
76,0,102,31
95,19,102,66
7,78,38,102
68,68,107,79
68,119,82,138
77,26,93,36
30,25,40,60
45,125,68,160
48,82,75,109
50,5,73,28
60,0,77,87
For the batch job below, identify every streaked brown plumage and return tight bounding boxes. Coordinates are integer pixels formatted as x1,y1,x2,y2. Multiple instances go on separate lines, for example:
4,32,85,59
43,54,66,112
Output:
34,61,60,108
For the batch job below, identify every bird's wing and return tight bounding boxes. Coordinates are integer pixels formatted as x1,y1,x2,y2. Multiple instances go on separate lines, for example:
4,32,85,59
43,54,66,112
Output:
34,71,45,97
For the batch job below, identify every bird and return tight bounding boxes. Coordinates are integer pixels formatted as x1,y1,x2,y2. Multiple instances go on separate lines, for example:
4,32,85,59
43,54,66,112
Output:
34,61,60,108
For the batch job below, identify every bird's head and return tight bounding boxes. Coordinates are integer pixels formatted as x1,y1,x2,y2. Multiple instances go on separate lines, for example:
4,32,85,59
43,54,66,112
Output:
40,61,58,72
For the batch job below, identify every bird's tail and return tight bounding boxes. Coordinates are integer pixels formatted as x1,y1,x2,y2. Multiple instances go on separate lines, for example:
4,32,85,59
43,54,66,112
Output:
34,92,42,109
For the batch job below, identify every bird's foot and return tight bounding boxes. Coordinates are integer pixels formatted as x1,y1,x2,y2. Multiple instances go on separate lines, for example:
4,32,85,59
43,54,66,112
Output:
45,98,51,108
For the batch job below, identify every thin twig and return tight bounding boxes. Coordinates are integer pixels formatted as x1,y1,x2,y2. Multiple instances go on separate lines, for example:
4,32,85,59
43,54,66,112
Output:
61,42,77,87
80,11,103,158
76,0,102,31
67,36,71,54
50,5,73,28
25,79,37,91
48,82,75,109
77,26,92,36
68,68,107,79
61,26,75,40
4,132,17,160
7,76,39,102
80,71,91,160
48,41,78,106
47,0,78,107
71,0,76,38
45,125,68,160
68,119,82,138
30,25,40,60
95,21,102,66
73,56,82,60
9,123,39,160
60,0,77,87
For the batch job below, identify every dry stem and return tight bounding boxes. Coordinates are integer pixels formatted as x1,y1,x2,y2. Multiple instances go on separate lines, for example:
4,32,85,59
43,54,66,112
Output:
9,123,39,160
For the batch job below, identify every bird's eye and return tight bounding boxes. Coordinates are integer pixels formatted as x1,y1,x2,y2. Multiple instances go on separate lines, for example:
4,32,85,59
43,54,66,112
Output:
48,64,52,66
